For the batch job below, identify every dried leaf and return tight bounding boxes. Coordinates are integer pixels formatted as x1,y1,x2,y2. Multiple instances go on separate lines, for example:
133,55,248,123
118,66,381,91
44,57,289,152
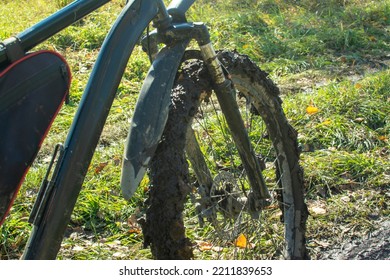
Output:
72,245,84,252
113,156,121,166
127,214,142,234
306,105,319,115
212,246,224,252
354,117,365,123
195,240,224,252
235,233,247,248
368,36,377,42
113,252,126,258
95,162,108,174
128,228,141,234
310,206,327,215
197,241,213,251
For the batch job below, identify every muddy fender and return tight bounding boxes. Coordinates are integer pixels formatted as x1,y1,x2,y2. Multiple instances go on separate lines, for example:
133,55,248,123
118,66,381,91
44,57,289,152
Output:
121,40,189,200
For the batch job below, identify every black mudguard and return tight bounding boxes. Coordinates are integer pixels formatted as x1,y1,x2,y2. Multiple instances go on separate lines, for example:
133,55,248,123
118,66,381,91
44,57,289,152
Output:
121,40,189,199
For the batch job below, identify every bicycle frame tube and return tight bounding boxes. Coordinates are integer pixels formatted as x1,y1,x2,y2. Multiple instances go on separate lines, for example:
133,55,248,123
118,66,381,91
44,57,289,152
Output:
22,0,162,259
167,0,196,21
0,0,111,64
168,0,196,11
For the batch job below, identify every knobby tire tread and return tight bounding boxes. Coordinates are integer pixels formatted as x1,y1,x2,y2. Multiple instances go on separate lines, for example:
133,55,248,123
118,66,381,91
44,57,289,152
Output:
144,50,308,259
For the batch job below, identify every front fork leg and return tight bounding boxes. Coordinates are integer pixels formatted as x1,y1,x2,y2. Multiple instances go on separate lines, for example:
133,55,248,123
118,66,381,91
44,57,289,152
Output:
198,41,271,209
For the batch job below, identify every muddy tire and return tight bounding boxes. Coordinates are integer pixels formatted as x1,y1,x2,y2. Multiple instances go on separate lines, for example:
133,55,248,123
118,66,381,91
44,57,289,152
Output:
143,50,308,259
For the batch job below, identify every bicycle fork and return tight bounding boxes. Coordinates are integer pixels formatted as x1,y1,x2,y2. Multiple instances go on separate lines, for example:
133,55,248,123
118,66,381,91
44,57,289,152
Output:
165,22,272,207
198,40,271,209
187,23,270,206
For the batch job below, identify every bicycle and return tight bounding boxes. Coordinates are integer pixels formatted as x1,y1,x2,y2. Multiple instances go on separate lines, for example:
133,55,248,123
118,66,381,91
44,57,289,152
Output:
0,0,308,260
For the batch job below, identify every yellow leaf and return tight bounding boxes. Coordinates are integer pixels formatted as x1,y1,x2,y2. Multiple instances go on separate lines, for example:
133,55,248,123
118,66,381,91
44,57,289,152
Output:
322,119,331,125
306,105,319,115
235,233,247,248
243,44,250,49
355,83,363,89
379,135,388,141
368,36,377,42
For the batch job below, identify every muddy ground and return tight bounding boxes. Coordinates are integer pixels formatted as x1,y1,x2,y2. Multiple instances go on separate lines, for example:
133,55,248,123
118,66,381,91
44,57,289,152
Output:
313,219,389,260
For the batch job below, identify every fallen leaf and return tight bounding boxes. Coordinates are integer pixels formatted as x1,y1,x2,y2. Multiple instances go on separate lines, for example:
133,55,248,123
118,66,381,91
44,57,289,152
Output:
95,162,108,174
113,156,121,166
128,228,141,234
197,241,213,251
354,117,365,123
72,245,84,252
310,206,327,215
127,214,142,234
368,36,377,42
212,246,224,252
306,105,319,115
235,233,247,248
355,83,363,89
113,252,126,258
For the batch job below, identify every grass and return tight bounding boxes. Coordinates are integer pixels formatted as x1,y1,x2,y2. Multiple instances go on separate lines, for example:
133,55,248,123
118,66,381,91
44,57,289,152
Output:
0,0,389,259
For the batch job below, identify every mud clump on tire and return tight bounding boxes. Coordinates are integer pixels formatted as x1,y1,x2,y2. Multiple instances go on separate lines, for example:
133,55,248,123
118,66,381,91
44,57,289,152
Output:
141,60,211,259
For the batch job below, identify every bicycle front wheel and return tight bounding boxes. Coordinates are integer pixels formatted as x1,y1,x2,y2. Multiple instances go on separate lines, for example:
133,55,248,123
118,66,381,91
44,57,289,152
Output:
144,50,308,259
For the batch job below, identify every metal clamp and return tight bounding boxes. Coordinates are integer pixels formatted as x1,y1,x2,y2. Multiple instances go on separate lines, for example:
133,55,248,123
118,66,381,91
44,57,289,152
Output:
0,37,24,63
